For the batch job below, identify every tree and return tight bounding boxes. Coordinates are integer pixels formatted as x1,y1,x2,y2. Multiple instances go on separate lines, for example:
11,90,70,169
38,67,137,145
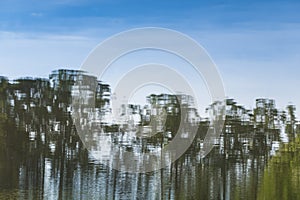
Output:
286,104,296,135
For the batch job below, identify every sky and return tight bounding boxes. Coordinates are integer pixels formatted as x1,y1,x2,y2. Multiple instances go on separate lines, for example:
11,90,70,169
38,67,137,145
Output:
0,0,300,115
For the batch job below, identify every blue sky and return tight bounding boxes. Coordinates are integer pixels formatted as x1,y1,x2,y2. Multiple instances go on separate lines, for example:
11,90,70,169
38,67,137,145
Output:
0,0,300,113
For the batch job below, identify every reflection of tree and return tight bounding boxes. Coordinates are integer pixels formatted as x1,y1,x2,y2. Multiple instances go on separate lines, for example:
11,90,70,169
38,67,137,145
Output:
0,108,24,190
0,70,300,199
0,77,9,115
146,94,181,135
286,104,296,135
258,136,300,200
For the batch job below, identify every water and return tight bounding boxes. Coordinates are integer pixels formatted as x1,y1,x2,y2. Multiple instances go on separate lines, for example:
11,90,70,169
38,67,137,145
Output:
1,74,300,199
1,116,299,200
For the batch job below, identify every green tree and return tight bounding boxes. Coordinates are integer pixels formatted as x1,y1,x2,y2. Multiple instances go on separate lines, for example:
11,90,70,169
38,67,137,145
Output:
258,136,300,200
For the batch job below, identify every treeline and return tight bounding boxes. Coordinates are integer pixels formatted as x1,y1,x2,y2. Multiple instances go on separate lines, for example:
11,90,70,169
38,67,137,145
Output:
0,69,299,139
1,69,300,199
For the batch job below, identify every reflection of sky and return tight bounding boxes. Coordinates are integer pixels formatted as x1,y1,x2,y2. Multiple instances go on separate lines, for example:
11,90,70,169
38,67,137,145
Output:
0,0,300,115
102,49,210,115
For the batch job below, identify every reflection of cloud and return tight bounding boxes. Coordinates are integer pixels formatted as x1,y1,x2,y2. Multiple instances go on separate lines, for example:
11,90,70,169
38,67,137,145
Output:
191,27,300,116
31,12,43,17
0,31,98,80
50,0,105,6
1,25,300,116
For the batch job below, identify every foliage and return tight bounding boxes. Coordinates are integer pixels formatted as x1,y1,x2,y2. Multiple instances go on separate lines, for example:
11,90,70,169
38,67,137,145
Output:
258,136,300,200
